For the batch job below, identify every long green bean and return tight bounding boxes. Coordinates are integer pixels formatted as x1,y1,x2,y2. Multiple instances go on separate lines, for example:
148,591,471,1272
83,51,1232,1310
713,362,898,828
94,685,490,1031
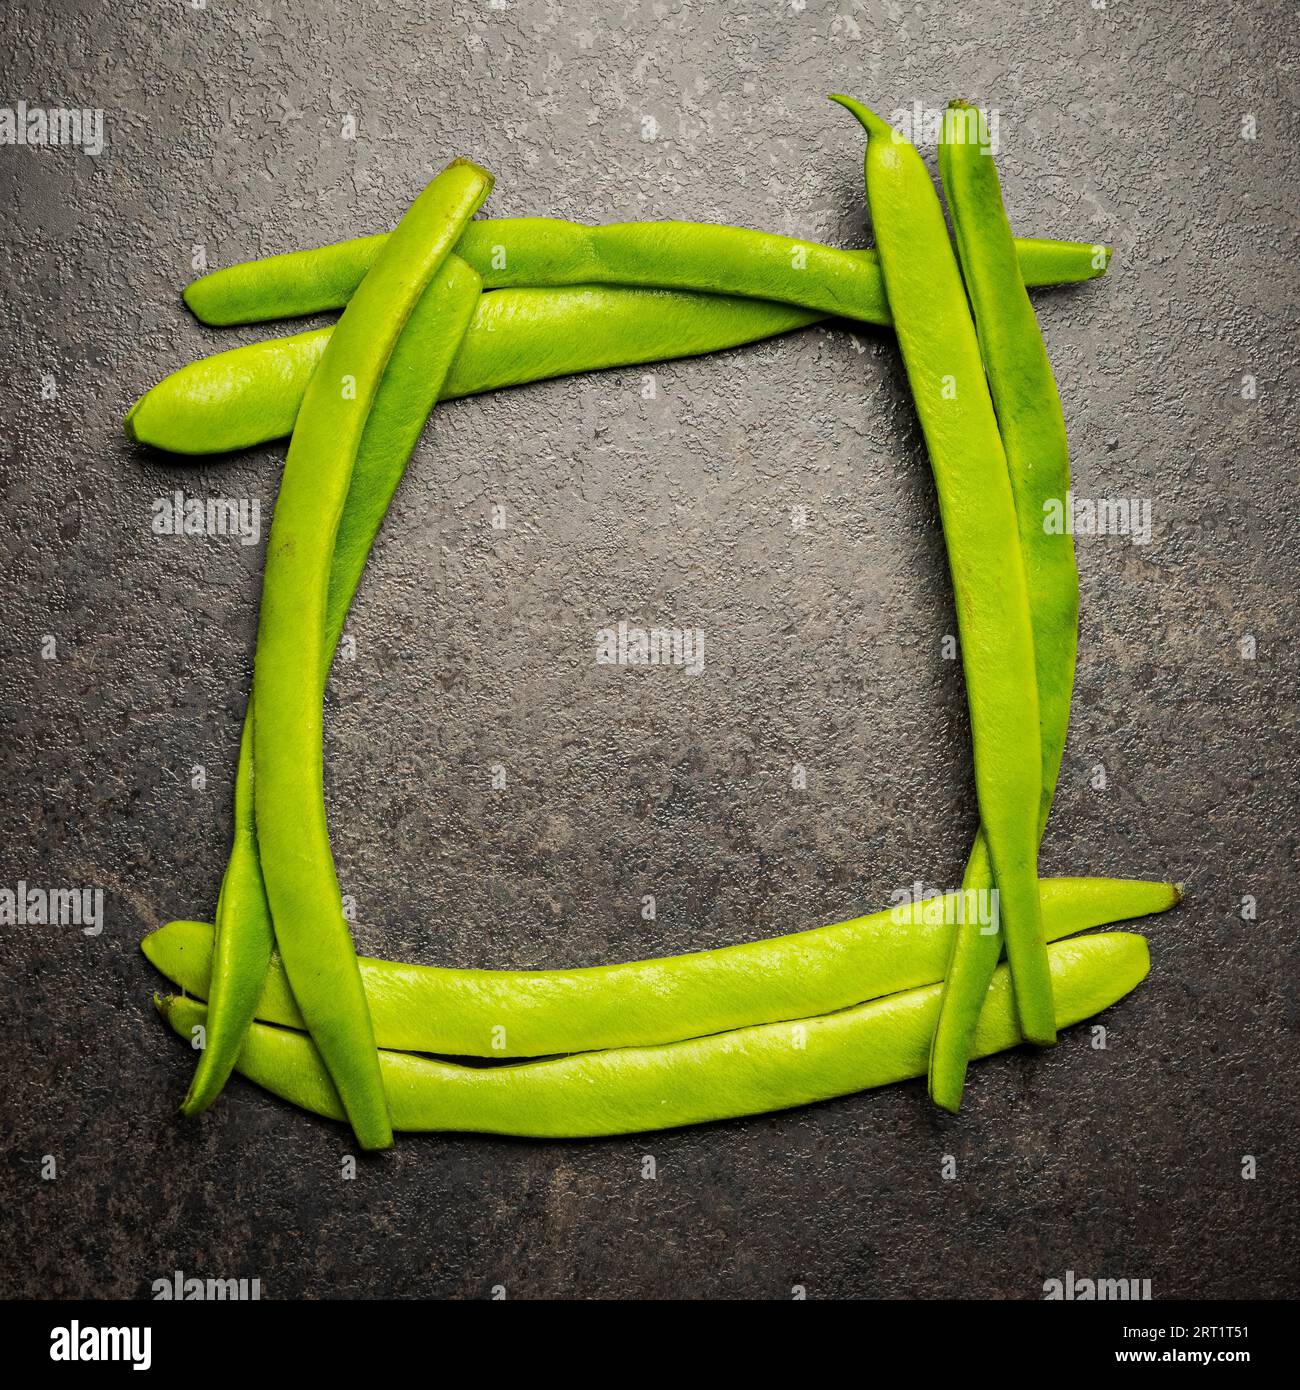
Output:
125,286,822,455
180,715,268,1116
182,217,1108,327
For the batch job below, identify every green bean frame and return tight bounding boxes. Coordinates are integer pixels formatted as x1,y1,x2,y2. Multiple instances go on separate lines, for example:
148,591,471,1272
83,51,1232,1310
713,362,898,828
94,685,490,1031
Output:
182,255,484,1118
136,120,1167,1138
145,877,1177,1059
928,102,1083,1110
155,933,1150,1138
182,217,1107,327
251,159,493,1150
833,94,1056,1045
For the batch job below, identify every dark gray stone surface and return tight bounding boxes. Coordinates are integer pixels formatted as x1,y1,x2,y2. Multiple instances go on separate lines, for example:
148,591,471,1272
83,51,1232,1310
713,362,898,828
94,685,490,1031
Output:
1,0,1296,1300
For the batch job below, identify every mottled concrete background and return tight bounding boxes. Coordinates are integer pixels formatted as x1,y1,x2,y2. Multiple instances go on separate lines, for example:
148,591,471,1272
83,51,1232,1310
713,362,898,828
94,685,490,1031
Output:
1,0,1296,1300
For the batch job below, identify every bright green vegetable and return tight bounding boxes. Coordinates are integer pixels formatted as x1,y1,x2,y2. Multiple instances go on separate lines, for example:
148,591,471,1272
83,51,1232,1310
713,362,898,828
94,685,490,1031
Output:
832,95,1055,1045
182,217,1110,327
155,932,1150,1137
125,286,821,455
181,715,268,1116
181,254,484,1118
144,877,1176,1058
927,103,1084,1111
251,159,493,1150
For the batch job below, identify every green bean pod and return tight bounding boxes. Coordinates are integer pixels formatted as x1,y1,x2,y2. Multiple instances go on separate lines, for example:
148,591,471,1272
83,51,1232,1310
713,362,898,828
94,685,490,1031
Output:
181,217,1109,327
927,103,1084,1110
252,159,493,1150
180,714,269,1116
155,932,1150,1138
832,95,1056,1045
125,286,822,456
144,877,1178,1059
180,254,484,1117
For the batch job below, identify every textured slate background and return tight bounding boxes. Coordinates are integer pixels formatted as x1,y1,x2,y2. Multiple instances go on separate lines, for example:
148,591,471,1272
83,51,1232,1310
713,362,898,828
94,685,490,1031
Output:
2,0,1296,1300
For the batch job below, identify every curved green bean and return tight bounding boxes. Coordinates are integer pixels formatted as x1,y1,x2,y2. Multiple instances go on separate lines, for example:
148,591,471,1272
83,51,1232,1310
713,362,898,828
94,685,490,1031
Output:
125,286,822,456
927,103,1084,1110
182,217,1109,327
180,714,269,1116
833,95,1055,1045
144,878,1178,1058
181,254,484,1117
252,159,493,1150
155,932,1150,1137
